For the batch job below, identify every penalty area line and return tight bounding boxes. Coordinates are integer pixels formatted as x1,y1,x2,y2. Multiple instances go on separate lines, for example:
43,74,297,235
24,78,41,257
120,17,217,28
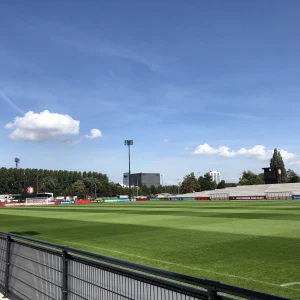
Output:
39,235,300,292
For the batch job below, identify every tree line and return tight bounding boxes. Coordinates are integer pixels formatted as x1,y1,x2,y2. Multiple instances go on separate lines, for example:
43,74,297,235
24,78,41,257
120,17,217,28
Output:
1,148,299,198
179,148,300,191
0,167,179,198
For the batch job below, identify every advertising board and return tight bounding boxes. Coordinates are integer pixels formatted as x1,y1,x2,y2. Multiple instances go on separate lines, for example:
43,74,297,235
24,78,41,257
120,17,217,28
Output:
60,200,75,204
0,202,57,207
135,198,149,201
104,199,118,203
229,196,266,200
150,198,160,201
76,200,91,205
292,195,300,200
196,197,210,201
117,199,130,202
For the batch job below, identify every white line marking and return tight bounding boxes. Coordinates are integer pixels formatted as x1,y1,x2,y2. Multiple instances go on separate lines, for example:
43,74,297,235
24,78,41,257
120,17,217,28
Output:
38,235,300,292
280,282,300,287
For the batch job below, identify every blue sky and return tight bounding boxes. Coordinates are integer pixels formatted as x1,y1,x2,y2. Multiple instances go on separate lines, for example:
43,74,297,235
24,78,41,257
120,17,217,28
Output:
1,0,300,184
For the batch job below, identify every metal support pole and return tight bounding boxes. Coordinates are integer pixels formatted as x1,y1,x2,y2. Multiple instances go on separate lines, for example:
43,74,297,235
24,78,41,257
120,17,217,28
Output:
208,288,218,300
4,235,11,297
128,145,131,200
62,249,68,300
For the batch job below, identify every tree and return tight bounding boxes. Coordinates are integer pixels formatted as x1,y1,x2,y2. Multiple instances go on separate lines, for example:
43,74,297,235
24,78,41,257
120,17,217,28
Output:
238,171,264,185
72,180,87,199
217,180,226,189
270,148,287,182
39,177,57,193
286,169,300,183
198,173,216,191
138,185,150,196
149,185,157,195
181,173,200,194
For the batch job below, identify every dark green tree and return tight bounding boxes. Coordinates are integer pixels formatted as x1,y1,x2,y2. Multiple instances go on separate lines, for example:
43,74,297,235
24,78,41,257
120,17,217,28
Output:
198,173,217,191
270,148,287,182
238,171,264,185
72,180,87,199
217,180,226,189
286,169,300,183
181,173,200,193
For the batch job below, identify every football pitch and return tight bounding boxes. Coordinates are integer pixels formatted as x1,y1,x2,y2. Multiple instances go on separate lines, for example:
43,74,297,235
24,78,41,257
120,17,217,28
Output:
1,201,300,299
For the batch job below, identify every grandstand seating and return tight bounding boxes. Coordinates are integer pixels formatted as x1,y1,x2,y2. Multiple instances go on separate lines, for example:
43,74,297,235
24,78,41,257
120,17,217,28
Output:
178,183,300,197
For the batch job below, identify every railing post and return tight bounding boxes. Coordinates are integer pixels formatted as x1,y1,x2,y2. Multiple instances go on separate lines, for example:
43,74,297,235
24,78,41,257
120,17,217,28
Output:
208,288,218,300
62,249,68,300
4,235,11,297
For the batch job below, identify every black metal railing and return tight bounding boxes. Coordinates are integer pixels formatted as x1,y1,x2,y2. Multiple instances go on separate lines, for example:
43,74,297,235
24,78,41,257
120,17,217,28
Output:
0,232,287,300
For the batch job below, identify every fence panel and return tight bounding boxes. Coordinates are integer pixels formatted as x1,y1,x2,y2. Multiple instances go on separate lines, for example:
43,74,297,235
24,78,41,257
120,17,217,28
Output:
0,237,6,291
68,258,205,300
0,232,288,300
9,242,62,300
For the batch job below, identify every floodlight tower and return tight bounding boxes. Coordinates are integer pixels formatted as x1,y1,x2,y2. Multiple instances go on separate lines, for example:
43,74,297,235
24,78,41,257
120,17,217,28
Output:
124,140,133,200
15,158,20,169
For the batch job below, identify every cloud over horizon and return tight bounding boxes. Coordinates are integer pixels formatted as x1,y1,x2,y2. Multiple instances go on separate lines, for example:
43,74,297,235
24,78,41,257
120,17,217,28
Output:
5,110,80,142
85,128,102,139
193,143,297,161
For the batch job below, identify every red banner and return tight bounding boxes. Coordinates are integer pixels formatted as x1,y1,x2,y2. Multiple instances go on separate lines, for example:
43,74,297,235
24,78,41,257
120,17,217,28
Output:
136,198,150,201
76,199,91,204
229,196,266,200
196,197,210,201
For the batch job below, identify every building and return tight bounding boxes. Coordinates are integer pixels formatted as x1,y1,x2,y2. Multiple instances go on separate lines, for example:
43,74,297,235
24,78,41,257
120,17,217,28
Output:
123,172,160,187
210,170,221,184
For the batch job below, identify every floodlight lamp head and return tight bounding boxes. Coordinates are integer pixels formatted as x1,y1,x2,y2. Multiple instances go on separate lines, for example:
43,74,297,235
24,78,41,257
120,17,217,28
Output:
124,140,133,146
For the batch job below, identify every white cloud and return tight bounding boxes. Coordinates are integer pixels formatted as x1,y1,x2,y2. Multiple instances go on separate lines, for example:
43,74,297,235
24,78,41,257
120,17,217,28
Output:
85,128,102,139
163,138,170,143
5,110,80,142
193,143,297,161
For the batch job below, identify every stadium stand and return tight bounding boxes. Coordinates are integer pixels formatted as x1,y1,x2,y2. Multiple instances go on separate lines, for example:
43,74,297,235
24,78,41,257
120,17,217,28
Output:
178,183,300,198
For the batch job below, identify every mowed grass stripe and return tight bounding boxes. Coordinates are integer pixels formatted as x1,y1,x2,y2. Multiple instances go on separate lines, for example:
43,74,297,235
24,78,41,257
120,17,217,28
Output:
0,201,300,299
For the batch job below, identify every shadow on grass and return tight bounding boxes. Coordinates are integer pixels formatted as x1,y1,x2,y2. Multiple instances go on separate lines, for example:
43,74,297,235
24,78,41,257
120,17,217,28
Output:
9,231,40,236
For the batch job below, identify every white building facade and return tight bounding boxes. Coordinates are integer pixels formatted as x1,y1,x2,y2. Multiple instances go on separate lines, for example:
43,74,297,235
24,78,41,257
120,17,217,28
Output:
210,170,221,184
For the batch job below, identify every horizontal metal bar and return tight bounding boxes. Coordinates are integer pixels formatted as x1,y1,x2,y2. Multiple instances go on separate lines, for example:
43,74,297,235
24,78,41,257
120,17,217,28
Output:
68,273,138,300
8,274,57,300
10,263,61,288
68,290,90,300
13,239,61,257
69,254,208,298
10,252,62,273
8,287,32,300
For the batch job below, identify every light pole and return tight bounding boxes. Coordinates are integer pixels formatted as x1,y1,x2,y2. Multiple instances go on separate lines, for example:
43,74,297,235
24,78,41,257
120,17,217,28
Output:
124,140,133,200
177,179,181,194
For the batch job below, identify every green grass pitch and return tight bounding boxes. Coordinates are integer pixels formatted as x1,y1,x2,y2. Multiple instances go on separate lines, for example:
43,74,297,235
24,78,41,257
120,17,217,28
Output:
1,201,300,299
